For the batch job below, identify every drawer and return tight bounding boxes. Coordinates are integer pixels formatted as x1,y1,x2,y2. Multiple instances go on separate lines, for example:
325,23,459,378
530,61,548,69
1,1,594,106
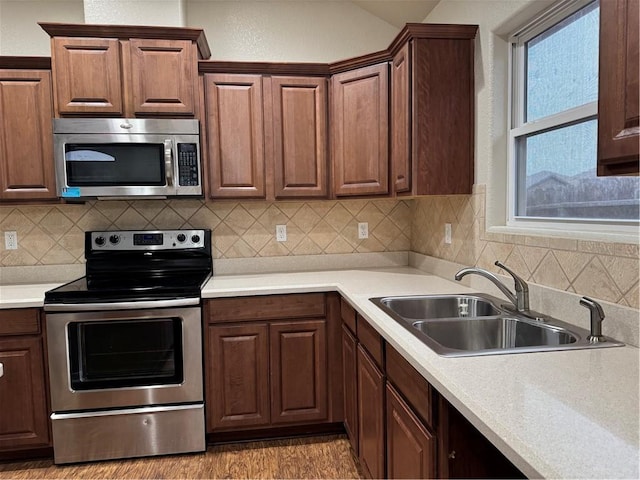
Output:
340,297,356,334
0,308,40,336
386,343,434,429
207,293,326,323
357,314,383,368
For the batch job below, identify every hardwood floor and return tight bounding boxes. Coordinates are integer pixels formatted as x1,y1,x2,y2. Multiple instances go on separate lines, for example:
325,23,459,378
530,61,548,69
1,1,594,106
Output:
0,435,363,479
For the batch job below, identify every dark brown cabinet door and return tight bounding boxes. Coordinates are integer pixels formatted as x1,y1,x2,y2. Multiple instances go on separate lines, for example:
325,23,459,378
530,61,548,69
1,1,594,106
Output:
267,76,328,198
357,345,385,479
0,70,56,200
207,323,270,431
129,38,196,116
0,336,50,450
270,320,328,424
204,74,266,198
386,384,435,479
51,37,123,115
597,0,639,175
391,43,411,194
341,324,358,454
331,63,389,196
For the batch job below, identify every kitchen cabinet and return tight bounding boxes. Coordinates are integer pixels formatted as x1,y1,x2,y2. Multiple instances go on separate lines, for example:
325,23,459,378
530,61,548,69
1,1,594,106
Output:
391,26,478,195
0,309,50,454
331,63,389,196
341,324,358,453
40,23,209,118
203,73,328,199
597,0,639,175
0,63,56,201
205,293,341,437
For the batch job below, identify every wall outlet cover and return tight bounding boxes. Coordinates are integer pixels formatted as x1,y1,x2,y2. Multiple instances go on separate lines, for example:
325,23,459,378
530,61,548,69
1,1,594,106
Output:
358,222,369,239
4,231,18,250
444,223,452,244
276,225,287,242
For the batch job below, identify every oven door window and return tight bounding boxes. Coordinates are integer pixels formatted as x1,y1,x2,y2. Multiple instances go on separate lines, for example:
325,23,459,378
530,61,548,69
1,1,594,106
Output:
68,318,183,390
64,143,165,186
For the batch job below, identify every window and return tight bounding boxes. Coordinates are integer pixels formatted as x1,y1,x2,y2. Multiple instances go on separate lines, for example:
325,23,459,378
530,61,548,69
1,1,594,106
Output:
509,0,639,229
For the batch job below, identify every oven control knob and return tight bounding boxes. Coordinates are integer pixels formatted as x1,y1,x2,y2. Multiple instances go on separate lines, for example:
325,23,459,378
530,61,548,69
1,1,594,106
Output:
95,236,106,246
109,234,120,245
176,233,187,243
191,234,201,244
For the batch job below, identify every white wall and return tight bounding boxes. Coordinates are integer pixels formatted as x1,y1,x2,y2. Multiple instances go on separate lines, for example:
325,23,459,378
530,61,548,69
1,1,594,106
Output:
423,0,553,228
0,0,84,56
0,0,399,61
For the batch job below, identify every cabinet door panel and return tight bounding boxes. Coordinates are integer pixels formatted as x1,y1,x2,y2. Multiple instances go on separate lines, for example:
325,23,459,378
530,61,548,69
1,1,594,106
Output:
597,0,639,174
342,325,358,454
391,43,411,193
0,336,50,449
129,39,195,116
331,64,389,196
357,345,385,479
386,384,435,479
0,70,56,200
269,76,328,198
208,323,270,431
52,37,123,115
205,74,265,198
270,320,328,424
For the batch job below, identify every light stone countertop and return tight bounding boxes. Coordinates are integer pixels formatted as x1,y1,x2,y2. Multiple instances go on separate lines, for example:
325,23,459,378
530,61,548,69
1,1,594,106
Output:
2,267,638,479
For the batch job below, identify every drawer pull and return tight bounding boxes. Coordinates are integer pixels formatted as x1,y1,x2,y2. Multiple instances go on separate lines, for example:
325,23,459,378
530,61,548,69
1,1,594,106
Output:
448,450,456,460
0,362,3,378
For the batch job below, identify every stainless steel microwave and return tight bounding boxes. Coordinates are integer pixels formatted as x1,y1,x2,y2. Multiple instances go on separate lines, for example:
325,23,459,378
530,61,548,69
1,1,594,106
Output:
53,118,202,199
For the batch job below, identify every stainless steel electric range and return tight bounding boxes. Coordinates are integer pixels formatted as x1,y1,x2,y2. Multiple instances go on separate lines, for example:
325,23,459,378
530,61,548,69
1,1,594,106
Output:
44,229,212,464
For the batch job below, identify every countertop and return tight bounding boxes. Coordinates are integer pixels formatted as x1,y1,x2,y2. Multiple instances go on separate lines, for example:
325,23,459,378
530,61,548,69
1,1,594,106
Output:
2,267,639,479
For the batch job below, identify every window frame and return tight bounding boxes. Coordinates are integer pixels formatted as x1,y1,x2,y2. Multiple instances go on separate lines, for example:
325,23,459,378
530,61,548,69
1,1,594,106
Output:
506,0,638,235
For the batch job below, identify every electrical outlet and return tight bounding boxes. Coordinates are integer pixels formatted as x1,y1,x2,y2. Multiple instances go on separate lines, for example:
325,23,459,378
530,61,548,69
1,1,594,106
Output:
276,225,287,242
358,222,369,239
444,223,452,244
4,231,18,250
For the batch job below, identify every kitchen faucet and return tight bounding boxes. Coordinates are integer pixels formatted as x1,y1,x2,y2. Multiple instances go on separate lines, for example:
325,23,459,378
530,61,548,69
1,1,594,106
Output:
454,261,530,313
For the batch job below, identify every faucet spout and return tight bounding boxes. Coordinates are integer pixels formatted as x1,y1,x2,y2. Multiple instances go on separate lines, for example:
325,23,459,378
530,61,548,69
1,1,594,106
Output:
454,267,518,308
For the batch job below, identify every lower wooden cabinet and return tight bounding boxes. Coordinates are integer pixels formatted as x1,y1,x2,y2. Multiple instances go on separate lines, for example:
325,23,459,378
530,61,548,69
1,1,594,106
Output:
205,294,339,435
357,344,385,479
386,384,435,479
341,324,358,454
0,309,50,452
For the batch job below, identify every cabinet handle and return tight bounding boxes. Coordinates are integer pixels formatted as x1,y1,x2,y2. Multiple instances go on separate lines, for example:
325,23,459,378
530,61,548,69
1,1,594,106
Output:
0,362,3,378
448,450,456,460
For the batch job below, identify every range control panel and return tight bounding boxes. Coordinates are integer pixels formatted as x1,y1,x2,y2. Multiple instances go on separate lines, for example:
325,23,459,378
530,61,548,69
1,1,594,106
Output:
90,229,206,250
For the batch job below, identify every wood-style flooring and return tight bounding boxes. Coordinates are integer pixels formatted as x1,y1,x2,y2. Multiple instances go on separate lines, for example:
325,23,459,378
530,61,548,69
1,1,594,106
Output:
0,435,363,479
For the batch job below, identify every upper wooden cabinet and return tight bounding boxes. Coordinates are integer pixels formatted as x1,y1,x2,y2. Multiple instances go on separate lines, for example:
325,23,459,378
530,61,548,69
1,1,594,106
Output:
40,23,210,118
597,0,639,175
391,26,478,195
203,72,328,200
0,62,56,201
331,63,389,197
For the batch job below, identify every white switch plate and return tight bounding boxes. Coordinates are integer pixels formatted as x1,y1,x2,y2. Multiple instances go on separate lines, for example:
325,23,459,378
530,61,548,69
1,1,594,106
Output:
4,231,17,250
358,222,369,239
444,223,452,244
276,225,287,242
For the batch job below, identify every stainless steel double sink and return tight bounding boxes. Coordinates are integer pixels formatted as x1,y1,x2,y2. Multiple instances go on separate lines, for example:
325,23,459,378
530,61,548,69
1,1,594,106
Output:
370,294,624,357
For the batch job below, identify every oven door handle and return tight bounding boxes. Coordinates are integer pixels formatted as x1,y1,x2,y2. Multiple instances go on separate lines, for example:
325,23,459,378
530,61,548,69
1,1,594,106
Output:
44,297,200,312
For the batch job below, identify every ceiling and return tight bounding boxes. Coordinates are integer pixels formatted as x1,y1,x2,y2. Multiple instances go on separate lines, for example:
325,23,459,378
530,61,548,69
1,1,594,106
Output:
352,0,440,28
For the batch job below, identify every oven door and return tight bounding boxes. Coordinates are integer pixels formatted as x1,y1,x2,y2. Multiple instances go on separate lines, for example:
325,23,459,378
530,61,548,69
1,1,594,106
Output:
46,305,203,412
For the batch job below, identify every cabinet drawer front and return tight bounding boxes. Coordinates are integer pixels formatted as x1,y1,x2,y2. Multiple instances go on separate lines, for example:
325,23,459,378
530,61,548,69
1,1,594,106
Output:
357,314,383,368
340,297,356,334
386,344,433,429
207,294,325,323
0,309,40,336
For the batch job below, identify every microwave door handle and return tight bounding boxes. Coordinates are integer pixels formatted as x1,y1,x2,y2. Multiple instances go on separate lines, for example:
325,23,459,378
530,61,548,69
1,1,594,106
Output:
164,139,174,186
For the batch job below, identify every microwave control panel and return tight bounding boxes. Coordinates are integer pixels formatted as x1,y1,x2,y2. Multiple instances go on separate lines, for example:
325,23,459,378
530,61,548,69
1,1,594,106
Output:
177,143,199,186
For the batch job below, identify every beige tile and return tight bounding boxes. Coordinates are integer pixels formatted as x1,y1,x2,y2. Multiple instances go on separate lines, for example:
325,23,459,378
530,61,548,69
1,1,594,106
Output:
524,235,550,248
531,252,570,291
517,245,549,274
455,244,477,267
614,243,640,258
242,201,270,220
188,206,221,230
150,207,188,229
224,205,256,235
212,223,240,257
504,248,532,280
131,200,167,221
40,247,78,265
17,205,53,224
257,204,289,229
624,283,639,309
341,199,368,216
290,205,322,233
308,220,339,251
242,223,272,253
276,202,305,219
258,240,290,257
0,206,13,224
577,240,616,256
324,203,353,232
554,250,593,282
324,236,356,254
356,236,386,253
388,201,411,233
58,226,85,260
0,209,37,237
599,255,640,297
208,201,237,221
169,199,205,221
387,233,410,251
94,201,130,221
113,208,150,230
284,225,306,251
308,200,336,218
572,257,622,303
371,219,402,249
291,237,323,256
38,208,74,239
76,208,113,231
356,202,385,229
20,226,56,261
224,238,258,258
1,248,38,266
548,237,578,251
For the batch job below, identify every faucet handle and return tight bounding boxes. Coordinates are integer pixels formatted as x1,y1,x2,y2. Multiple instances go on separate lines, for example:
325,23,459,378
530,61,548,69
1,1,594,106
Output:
494,261,529,311
580,296,606,343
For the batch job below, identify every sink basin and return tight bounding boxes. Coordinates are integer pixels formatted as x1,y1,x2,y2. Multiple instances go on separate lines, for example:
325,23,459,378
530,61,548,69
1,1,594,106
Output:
373,294,502,319
369,294,624,357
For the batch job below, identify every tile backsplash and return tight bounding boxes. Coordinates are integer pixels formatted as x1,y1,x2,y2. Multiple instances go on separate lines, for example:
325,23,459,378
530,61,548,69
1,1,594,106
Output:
411,185,640,309
0,198,411,265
